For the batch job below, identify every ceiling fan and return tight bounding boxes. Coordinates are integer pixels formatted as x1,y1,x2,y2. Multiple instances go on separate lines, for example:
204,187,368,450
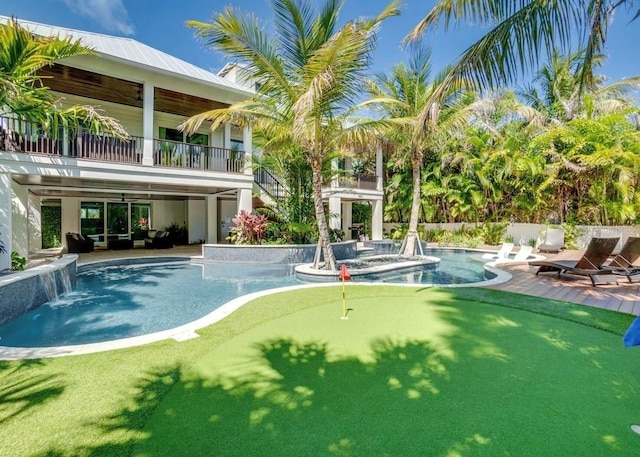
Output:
108,193,139,202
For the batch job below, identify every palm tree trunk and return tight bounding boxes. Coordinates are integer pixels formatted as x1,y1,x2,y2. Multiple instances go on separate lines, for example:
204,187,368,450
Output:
310,160,336,270
401,151,422,257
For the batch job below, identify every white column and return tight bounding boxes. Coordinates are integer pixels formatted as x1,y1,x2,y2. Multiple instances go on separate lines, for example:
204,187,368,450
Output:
342,201,353,239
0,173,11,270
329,196,341,230
206,195,218,244
28,193,41,253
376,144,383,191
242,125,253,176
11,181,29,258
61,198,79,252
142,83,155,166
237,188,253,214
224,123,232,150
331,159,339,188
372,198,383,240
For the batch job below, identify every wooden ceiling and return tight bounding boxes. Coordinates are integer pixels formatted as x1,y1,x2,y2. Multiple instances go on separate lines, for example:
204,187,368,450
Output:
38,64,229,117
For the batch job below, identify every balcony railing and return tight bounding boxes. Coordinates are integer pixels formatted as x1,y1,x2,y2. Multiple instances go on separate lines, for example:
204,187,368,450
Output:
153,139,244,173
0,116,244,173
336,174,379,191
71,128,142,164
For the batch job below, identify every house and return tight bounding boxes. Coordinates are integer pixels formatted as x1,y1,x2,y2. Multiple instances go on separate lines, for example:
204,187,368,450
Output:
0,17,383,270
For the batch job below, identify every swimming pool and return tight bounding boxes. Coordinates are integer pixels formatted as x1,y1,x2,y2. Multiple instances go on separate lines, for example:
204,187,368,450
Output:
0,249,499,349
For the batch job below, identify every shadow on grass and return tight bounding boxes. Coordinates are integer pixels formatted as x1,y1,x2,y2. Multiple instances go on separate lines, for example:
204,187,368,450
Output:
0,360,65,425
24,288,640,456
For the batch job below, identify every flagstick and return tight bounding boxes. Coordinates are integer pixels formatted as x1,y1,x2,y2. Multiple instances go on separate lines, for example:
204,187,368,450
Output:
341,277,348,319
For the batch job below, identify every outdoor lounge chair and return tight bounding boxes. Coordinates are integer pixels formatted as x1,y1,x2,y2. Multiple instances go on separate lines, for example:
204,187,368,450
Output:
481,243,514,261
65,232,95,253
605,236,640,282
529,237,620,286
144,230,173,249
513,245,534,261
538,228,564,253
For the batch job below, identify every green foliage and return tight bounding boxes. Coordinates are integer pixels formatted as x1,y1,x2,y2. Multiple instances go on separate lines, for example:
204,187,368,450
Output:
0,18,128,138
352,203,372,237
329,228,344,243
479,222,507,245
559,223,585,250
41,205,62,249
11,251,25,271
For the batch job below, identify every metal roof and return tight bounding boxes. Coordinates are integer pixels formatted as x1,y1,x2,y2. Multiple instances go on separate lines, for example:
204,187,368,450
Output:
2,15,252,94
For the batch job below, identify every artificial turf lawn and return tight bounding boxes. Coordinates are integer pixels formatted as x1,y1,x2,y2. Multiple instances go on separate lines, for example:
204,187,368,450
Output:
0,286,639,456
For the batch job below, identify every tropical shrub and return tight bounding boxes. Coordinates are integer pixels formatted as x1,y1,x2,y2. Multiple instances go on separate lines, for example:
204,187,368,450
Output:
11,251,25,271
480,222,508,245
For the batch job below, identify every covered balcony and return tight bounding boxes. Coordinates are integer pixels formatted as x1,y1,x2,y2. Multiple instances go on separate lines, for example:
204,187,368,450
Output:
0,115,245,173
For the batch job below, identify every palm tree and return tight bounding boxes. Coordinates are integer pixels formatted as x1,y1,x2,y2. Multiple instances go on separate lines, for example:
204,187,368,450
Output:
0,18,127,143
407,0,639,124
520,49,640,123
180,0,400,269
361,48,491,255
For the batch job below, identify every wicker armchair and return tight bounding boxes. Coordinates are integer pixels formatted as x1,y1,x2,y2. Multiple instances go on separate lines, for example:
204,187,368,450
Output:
66,232,95,253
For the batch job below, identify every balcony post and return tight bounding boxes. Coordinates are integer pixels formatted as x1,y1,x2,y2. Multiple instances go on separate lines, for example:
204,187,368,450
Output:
62,127,70,156
376,143,383,191
224,123,231,150
242,125,252,176
331,159,339,188
142,83,155,166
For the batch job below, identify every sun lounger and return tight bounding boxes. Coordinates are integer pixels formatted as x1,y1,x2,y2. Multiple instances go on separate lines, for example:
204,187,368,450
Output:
481,243,514,260
605,236,640,282
513,245,533,261
529,237,620,286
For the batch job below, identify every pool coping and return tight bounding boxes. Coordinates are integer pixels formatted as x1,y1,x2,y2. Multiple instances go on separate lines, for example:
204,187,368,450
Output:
0,251,515,360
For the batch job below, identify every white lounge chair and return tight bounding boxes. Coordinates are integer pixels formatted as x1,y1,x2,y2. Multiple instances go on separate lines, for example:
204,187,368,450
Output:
513,245,533,261
538,228,564,253
481,243,514,260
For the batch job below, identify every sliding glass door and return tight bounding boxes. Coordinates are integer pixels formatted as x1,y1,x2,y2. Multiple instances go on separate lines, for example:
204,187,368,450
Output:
80,202,105,242
80,201,151,244
107,202,129,240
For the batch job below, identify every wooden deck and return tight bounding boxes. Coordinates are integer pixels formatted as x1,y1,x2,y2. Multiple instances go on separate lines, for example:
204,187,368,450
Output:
488,250,640,316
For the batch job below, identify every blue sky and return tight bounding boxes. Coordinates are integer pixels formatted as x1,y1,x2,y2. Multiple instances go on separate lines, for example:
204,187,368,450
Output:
3,0,640,86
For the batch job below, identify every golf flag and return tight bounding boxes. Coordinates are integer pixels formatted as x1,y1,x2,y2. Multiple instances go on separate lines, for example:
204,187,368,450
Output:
339,264,351,281
339,264,351,319
623,315,640,347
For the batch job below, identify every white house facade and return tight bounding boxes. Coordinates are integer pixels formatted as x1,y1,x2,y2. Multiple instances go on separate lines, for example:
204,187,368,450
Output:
0,17,383,270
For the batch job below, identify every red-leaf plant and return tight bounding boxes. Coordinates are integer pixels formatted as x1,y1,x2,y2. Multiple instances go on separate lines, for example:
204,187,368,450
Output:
229,210,268,244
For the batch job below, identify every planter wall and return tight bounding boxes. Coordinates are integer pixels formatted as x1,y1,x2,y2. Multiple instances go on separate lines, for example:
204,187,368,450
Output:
203,240,357,264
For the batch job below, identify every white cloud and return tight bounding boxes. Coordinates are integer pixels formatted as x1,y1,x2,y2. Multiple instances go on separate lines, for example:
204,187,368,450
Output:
62,0,135,35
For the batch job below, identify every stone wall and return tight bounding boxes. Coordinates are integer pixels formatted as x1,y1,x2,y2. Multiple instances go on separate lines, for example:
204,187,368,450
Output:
0,254,77,326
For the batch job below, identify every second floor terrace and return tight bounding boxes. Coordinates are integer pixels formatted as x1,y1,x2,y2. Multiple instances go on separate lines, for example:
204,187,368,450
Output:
0,115,245,174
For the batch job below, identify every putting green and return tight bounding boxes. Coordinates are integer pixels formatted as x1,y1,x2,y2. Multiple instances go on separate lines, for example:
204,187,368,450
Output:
134,289,640,457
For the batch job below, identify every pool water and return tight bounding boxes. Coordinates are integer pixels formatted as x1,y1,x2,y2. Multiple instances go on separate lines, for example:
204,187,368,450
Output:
0,250,495,348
